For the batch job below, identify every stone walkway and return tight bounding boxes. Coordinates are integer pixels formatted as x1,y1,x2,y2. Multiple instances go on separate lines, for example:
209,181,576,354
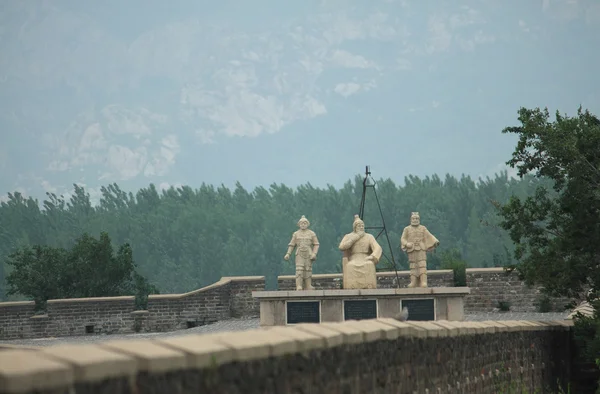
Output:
0,311,571,348
464,311,569,321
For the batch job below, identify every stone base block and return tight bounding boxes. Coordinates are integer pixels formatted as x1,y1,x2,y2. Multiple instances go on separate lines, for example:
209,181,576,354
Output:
252,287,470,326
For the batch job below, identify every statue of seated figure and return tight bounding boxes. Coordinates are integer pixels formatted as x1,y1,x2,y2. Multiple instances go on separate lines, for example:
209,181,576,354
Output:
339,215,383,289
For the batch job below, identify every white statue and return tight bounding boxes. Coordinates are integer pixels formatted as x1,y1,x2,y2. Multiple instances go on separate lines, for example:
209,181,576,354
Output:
284,215,320,290
400,212,440,288
339,215,383,289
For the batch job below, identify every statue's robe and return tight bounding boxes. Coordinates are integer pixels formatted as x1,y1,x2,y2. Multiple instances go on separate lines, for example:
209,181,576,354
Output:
339,232,383,289
400,225,439,263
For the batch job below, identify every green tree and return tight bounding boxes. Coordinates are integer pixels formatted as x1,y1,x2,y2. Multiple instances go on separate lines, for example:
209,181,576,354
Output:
494,106,600,300
494,106,600,391
6,232,157,310
5,245,67,309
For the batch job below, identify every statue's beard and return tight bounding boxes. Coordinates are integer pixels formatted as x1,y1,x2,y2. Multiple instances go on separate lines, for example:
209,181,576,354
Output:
355,229,365,237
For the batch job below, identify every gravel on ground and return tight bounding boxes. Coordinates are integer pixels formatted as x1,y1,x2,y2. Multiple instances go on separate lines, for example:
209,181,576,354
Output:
0,311,571,348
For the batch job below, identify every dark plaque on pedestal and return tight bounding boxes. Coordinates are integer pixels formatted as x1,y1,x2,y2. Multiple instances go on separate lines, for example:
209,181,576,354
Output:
286,301,320,324
344,299,377,320
401,299,435,321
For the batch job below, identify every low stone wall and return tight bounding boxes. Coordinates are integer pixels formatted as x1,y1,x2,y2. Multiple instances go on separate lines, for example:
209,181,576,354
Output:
277,270,455,291
464,268,570,312
278,268,570,313
0,319,573,394
0,267,572,341
0,276,265,340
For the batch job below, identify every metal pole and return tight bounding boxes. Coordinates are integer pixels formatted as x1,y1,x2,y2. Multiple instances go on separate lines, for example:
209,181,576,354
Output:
357,166,401,288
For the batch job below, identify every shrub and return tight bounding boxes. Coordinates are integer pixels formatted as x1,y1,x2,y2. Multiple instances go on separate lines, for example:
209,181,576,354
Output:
439,248,468,287
571,305,600,392
535,294,553,313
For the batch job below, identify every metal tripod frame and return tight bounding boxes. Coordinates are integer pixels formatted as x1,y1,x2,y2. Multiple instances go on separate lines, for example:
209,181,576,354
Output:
358,165,401,289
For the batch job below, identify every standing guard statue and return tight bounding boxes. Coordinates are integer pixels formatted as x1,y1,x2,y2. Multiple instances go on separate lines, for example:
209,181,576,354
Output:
284,215,320,290
400,212,440,288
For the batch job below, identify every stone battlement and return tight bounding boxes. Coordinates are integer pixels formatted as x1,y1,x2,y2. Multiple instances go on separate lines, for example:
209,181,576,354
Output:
0,268,572,341
0,276,265,340
0,319,573,394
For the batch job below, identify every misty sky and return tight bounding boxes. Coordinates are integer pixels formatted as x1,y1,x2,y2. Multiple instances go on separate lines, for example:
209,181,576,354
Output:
1,0,599,203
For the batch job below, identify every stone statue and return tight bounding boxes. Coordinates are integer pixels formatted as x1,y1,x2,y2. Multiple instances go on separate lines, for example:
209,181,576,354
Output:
284,215,320,290
339,214,383,289
400,212,440,288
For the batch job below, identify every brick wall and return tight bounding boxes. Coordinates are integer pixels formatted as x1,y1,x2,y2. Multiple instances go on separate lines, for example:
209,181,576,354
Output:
0,319,574,394
0,276,265,340
278,268,571,313
0,301,36,340
277,270,454,290
0,267,573,341
35,296,137,338
464,268,572,312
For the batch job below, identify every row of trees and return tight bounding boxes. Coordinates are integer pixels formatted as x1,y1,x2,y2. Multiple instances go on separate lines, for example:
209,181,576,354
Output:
0,170,552,298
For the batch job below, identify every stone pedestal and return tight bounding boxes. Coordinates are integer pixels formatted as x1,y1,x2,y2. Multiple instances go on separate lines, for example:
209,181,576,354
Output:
252,287,470,326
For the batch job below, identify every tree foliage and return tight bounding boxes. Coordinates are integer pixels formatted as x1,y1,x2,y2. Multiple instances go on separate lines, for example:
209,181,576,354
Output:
495,107,600,390
5,232,156,309
495,106,600,300
0,172,551,298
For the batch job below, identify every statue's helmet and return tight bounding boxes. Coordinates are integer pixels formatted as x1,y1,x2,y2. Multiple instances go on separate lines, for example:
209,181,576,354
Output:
297,215,310,227
410,212,420,225
353,214,364,231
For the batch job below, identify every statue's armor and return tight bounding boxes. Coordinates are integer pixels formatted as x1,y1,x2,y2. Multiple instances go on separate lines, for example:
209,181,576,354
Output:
405,226,425,250
401,215,439,288
404,226,427,262
291,230,316,260
289,229,319,285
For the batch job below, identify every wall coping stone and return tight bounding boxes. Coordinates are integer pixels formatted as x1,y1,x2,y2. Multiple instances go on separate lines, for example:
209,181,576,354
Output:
99,340,187,374
0,319,573,393
375,318,418,337
261,326,330,351
40,344,136,383
319,322,365,344
148,275,265,300
0,276,265,308
0,344,39,351
0,349,74,393
292,323,345,348
253,286,470,299
430,321,462,336
277,267,507,281
466,267,507,274
278,269,454,280
154,333,236,369
48,296,135,304
0,301,34,308
407,321,449,337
